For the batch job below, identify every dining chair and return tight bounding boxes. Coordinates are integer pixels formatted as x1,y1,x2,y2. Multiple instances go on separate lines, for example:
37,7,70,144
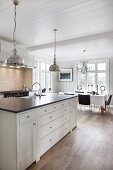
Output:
105,95,112,113
78,94,90,110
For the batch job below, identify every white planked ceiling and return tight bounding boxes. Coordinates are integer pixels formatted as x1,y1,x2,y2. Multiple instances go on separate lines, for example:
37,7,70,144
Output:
0,0,113,61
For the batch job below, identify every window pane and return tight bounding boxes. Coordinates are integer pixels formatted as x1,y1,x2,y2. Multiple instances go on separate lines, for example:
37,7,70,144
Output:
32,68,36,80
36,71,39,82
87,72,96,91
41,63,45,71
97,63,106,70
37,62,40,70
46,73,51,90
87,63,95,71
97,73,106,93
46,64,50,71
41,72,45,89
78,72,86,91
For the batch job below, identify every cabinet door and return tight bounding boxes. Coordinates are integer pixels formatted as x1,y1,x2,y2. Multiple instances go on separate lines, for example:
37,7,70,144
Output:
71,99,77,129
19,123,36,170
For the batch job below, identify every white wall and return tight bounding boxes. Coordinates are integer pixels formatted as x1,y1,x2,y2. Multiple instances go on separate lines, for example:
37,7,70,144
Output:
55,62,77,92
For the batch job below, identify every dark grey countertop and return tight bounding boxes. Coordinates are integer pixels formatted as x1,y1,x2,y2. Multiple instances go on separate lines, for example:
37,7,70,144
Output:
0,93,78,113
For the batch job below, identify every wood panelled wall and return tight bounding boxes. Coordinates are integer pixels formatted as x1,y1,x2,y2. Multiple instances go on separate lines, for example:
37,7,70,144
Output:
0,67,32,91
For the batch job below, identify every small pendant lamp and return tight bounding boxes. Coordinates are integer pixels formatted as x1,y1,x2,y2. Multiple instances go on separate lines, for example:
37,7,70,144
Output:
49,29,60,72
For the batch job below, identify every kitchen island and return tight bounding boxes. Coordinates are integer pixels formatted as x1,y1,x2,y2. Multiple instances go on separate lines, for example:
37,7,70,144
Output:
0,93,78,170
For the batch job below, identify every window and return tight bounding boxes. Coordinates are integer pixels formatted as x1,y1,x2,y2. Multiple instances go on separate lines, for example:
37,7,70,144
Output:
33,62,51,92
77,60,109,93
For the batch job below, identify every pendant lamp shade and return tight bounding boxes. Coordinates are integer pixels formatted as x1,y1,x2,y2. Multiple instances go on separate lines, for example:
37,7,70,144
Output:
49,64,60,72
6,0,24,67
49,29,60,72
6,49,24,66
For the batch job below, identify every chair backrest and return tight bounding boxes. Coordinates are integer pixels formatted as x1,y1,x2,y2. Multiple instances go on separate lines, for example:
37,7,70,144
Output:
106,95,112,105
78,94,90,105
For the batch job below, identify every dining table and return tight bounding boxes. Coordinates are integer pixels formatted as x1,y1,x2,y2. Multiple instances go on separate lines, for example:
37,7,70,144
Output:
63,92,108,113
90,94,108,114
90,94,107,108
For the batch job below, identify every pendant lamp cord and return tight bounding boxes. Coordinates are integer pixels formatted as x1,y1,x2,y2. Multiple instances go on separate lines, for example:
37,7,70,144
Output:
83,50,87,72
13,2,17,50
54,29,57,65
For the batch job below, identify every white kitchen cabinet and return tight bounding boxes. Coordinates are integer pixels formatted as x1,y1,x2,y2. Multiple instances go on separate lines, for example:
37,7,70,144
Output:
71,98,77,129
0,109,37,170
19,121,37,170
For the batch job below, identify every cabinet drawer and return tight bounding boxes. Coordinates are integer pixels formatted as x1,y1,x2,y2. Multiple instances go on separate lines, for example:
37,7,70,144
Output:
38,106,52,116
39,121,54,139
39,112,55,126
64,113,71,123
64,121,71,136
39,109,60,126
19,110,36,125
38,102,62,116
37,106,51,116
53,125,65,145
62,105,71,114
39,133,54,156
51,102,63,111
62,99,71,107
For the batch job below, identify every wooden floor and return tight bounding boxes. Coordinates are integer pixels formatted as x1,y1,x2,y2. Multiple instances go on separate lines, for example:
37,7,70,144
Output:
27,109,113,170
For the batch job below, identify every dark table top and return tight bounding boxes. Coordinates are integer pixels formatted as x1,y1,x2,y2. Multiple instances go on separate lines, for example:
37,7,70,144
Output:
0,93,77,113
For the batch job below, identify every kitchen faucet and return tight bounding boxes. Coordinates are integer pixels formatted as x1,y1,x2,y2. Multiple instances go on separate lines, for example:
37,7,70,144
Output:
32,82,42,97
